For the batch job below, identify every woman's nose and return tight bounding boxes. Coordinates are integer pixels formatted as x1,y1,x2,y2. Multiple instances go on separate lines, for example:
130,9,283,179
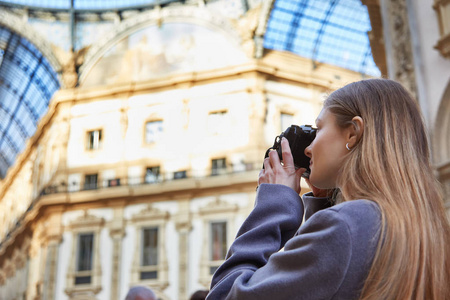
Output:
304,145,312,158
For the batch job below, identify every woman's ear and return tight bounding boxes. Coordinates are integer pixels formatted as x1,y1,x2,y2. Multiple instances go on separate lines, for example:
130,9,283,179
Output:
347,116,364,149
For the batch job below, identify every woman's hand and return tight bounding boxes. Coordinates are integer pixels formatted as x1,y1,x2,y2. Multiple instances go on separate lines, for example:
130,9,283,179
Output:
258,137,306,194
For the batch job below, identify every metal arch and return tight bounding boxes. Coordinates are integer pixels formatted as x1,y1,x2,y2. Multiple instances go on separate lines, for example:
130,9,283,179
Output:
0,10,62,75
359,45,372,77
311,0,338,67
285,0,308,53
0,28,60,178
0,45,44,153
0,0,182,14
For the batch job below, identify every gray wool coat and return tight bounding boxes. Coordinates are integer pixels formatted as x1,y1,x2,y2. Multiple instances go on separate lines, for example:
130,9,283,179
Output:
207,184,381,300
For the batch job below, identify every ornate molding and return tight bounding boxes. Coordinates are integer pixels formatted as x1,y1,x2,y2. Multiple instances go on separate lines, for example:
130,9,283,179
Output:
199,197,238,215
131,204,170,223
79,5,242,83
231,4,262,58
65,211,105,298
435,33,450,58
433,0,450,58
130,204,170,294
381,0,417,99
68,211,105,229
254,0,275,58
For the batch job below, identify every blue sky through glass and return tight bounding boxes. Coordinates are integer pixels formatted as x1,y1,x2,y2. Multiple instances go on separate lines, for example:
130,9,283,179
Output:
264,0,381,77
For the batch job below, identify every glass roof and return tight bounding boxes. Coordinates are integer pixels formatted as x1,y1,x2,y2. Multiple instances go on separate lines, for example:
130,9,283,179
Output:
0,26,60,178
264,0,380,77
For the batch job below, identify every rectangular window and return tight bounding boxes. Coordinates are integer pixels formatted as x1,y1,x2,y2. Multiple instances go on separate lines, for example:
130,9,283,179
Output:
141,227,159,280
145,120,163,144
84,174,98,190
145,166,161,184
75,233,94,285
208,110,228,135
174,170,187,180
211,158,227,176
280,112,294,132
86,130,102,150
210,221,227,275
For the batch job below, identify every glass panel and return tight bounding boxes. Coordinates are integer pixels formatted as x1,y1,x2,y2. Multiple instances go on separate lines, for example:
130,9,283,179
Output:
210,221,227,261
142,227,158,266
207,111,228,135
211,158,226,176
77,233,94,272
75,276,91,285
140,271,158,280
145,166,161,183
84,174,98,190
173,170,187,180
264,0,380,77
86,130,102,150
145,121,163,144
0,27,60,178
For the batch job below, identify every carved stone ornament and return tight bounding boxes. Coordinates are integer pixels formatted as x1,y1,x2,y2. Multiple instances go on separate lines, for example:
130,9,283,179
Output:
52,45,91,88
68,211,105,229
232,4,263,58
384,0,418,99
199,197,238,215
131,204,170,223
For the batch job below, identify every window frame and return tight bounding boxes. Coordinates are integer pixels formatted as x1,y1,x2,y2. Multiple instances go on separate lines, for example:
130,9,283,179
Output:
144,119,164,145
86,129,103,151
130,204,169,289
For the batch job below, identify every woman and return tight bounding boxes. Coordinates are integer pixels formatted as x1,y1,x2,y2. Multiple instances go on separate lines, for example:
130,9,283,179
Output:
206,79,450,300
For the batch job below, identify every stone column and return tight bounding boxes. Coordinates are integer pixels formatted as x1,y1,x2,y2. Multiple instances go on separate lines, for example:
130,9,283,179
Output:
42,237,62,300
40,208,63,300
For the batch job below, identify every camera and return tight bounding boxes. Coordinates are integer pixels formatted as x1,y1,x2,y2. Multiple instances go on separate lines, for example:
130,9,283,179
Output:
264,125,317,178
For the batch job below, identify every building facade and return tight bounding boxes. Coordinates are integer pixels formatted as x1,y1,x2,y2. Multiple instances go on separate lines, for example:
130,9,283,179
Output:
0,0,448,299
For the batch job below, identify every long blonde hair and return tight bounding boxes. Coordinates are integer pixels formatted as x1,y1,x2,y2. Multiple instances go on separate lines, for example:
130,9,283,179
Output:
324,79,450,299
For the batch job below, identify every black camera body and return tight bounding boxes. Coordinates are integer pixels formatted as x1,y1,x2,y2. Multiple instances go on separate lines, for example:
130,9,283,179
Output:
264,125,317,178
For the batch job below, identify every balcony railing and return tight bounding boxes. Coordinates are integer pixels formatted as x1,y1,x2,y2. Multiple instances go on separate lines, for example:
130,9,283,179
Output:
39,162,260,196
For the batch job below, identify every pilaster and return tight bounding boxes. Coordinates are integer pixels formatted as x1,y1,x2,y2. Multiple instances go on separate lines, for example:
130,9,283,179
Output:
174,199,192,300
109,207,125,300
379,0,418,98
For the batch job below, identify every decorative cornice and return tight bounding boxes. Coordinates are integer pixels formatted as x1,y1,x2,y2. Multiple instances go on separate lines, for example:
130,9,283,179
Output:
199,197,238,215
68,211,105,229
131,204,170,223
